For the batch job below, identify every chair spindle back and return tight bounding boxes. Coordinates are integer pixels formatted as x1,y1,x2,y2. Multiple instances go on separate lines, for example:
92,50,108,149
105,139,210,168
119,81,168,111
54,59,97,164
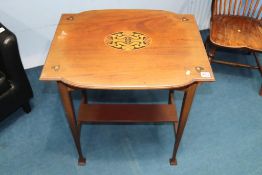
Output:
212,0,262,19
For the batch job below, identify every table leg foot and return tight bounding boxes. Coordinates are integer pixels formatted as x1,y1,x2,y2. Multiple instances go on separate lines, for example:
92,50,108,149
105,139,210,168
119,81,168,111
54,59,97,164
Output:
169,158,177,166
78,157,86,166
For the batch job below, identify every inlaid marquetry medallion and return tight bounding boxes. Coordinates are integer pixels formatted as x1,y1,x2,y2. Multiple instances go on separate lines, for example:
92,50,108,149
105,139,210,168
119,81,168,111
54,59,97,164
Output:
104,31,151,51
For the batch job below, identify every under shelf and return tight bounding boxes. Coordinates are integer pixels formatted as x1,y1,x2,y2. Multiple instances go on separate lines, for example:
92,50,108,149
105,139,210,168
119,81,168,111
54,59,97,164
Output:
78,103,178,123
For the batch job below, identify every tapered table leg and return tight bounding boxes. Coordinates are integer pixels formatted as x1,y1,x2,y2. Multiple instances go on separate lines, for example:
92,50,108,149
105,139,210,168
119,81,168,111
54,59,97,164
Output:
57,82,86,165
168,90,178,133
81,90,88,104
170,83,198,165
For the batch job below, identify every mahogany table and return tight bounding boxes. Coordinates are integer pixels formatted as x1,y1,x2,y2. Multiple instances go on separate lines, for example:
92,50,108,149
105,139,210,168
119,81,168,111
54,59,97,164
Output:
40,10,215,166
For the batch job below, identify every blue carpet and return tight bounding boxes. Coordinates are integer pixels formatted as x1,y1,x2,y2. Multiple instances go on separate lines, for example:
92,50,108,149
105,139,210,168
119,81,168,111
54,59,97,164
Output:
0,31,262,175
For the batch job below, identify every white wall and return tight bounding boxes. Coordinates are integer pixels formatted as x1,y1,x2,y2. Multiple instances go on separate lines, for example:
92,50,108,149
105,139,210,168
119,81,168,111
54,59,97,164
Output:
0,0,212,69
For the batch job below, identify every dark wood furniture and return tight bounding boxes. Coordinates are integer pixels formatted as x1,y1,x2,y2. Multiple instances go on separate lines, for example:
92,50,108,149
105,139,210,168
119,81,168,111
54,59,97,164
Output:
40,10,215,166
206,0,262,95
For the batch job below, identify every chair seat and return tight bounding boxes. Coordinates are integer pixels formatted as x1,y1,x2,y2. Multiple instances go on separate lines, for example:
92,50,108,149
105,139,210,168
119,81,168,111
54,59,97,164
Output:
210,15,262,52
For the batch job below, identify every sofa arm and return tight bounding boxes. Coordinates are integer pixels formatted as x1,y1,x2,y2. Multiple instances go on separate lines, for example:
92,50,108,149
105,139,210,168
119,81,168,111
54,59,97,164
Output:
0,23,33,97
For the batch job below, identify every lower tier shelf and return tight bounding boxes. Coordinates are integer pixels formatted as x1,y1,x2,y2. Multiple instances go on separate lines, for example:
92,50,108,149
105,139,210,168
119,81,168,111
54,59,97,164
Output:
78,103,178,123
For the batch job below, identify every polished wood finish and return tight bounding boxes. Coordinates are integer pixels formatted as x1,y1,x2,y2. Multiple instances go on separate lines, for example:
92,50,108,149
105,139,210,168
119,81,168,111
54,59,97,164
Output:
210,16,262,51
211,0,262,49
168,89,178,163
57,82,86,165
168,90,178,132
78,104,178,123
170,83,198,165
40,10,214,89
77,85,197,166
206,0,262,95
40,10,215,166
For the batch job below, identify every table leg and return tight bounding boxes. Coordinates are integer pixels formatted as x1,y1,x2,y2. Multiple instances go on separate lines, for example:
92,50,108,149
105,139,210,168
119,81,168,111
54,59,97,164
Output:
81,90,88,104
57,82,86,165
168,90,178,133
170,83,198,165
168,90,174,104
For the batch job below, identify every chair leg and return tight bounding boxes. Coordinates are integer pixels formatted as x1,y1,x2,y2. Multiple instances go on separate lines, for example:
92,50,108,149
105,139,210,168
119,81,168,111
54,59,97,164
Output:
204,36,209,50
22,101,31,113
205,37,217,62
253,52,262,76
253,52,262,96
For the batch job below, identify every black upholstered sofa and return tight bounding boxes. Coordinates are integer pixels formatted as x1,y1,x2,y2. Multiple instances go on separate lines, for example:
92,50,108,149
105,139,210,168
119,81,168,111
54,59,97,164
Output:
0,23,33,121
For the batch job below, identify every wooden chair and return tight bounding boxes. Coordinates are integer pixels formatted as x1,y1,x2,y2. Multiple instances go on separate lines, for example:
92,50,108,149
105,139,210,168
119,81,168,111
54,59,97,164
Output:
205,0,262,95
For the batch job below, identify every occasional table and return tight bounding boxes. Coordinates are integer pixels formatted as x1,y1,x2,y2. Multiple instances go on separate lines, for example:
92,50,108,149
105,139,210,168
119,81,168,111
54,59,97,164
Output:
40,10,215,165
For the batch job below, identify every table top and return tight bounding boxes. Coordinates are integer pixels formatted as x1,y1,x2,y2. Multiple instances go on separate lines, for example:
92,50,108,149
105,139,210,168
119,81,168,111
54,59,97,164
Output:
40,9,215,89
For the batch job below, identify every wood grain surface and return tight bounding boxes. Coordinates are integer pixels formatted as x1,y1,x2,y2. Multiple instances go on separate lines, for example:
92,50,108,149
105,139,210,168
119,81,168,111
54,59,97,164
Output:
40,10,214,89
210,16,262,51
211,0,262,51
78,103,178,123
